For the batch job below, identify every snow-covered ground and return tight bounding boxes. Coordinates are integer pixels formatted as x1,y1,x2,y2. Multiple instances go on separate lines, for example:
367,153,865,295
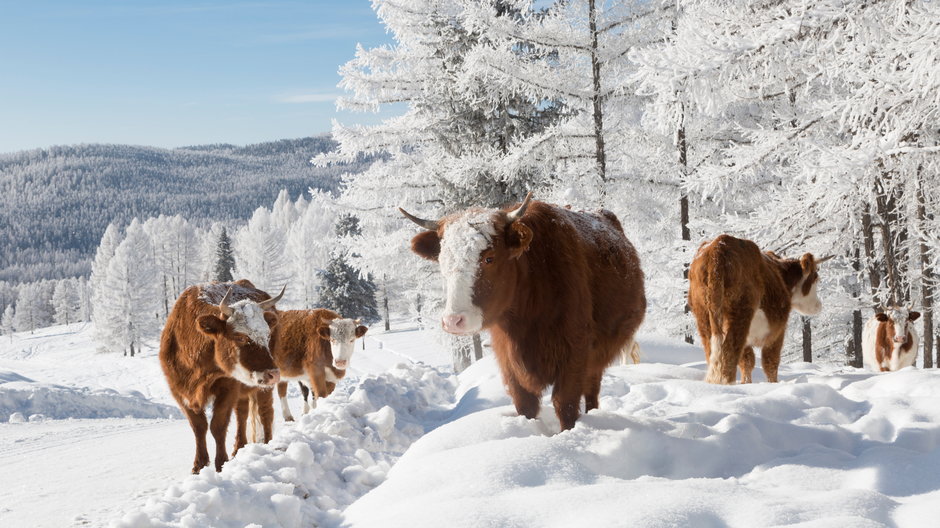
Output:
3,324,940,527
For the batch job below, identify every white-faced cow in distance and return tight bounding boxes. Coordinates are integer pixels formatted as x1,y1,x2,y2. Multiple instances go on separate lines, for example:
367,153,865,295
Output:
400,192,646,431
159,280,283,473
271,309,368,421
862,306,920,372
688,234,832,385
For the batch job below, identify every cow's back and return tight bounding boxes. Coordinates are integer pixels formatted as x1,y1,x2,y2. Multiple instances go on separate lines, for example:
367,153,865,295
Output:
690,235,790,313
516,203,645,366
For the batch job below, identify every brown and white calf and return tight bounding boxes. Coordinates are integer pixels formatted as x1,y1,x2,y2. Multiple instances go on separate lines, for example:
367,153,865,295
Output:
862,307,920,372
688,234,830,385
400,192,646,431
159,280,283,473
271,309,368,421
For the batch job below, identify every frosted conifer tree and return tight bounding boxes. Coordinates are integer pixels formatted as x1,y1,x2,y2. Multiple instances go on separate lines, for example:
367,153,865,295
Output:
213,226,236,282
235,207,289,294
97,219,161,356
90,223,123,342
52,279,80,326
13,282,54,333
286,191,335,308
144,215,200,317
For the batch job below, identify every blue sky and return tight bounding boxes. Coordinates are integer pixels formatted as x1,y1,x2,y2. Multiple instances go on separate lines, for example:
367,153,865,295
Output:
0,1,396,153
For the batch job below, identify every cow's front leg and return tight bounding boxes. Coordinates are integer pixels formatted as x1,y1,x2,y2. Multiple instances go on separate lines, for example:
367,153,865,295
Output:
210,388,238,471
232,395,249,454
182,406,209,474
255,388,275,443
552,371,582,431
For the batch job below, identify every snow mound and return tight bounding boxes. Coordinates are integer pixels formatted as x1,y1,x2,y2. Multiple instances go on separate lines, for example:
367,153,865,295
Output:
112,362,456,528
343,357,940,527
0,371,180,422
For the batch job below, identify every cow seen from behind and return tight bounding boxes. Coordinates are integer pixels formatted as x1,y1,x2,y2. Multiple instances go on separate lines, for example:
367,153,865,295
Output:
688,234,831,385
862,307,920,372
400,193,646,431
271,309,368,421
160,280,283,473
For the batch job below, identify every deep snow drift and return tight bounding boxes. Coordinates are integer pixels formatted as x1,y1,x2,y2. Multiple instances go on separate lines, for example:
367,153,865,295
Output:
4,324,940,527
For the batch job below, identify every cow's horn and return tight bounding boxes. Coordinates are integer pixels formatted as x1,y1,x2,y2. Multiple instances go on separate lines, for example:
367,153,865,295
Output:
219,287,235,318
259,285,286,310
398,207,440,231
506,191,533,222
816,254,835,264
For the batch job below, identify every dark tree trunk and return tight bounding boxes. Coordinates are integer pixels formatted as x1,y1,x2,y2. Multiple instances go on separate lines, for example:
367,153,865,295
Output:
384,294,390,332
851,248,864,368
472,333,484,361
802,317,812,362
862,203,883,306
588,0,607,189
875,175,901,305
916,172,934,368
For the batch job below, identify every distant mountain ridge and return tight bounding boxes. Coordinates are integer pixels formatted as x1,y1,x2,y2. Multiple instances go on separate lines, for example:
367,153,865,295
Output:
0,135,364,283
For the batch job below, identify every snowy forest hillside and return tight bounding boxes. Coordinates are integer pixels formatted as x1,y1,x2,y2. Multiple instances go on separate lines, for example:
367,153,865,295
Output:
0,136,367,283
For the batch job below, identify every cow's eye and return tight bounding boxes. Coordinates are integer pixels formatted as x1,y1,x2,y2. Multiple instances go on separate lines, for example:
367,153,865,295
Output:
485,257,494,264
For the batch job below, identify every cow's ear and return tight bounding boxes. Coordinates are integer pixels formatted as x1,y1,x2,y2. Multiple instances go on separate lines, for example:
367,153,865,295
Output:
909,311,921,322
507,222,533,259
411,231,441,261
318,324,331,340
263,311,278,329
355,325,368,338
875,313,889,322
800,253,816,274
197,315,226,335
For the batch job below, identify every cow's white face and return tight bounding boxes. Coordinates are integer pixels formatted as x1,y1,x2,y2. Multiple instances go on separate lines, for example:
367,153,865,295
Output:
885,307,918,345
227,300,274,350
327,318,367,369
437,210,497,335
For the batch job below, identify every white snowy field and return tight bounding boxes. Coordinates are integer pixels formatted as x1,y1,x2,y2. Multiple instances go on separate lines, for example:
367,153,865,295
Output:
3,323,940,527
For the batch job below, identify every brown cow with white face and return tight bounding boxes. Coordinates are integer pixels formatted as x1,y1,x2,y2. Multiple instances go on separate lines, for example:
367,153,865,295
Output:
863,307,920,372
271,309,368,421
401,193,646,431
159,280,283,473
688,235,830,385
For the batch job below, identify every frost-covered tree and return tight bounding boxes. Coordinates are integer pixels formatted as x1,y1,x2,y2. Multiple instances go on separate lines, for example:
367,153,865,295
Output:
52,279,81,326
96,219,161,356
235,207,289,295
318,215,381,324
90,223,123,339
144,215,200,317
286,191,335,308
318,254,380,325
206,224,233,282
1,304,14,341
13,281,54,333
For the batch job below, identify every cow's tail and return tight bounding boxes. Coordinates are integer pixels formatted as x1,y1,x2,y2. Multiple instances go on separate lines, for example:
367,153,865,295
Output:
620,338,641,365
248,392,263,444
704,260,726,384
